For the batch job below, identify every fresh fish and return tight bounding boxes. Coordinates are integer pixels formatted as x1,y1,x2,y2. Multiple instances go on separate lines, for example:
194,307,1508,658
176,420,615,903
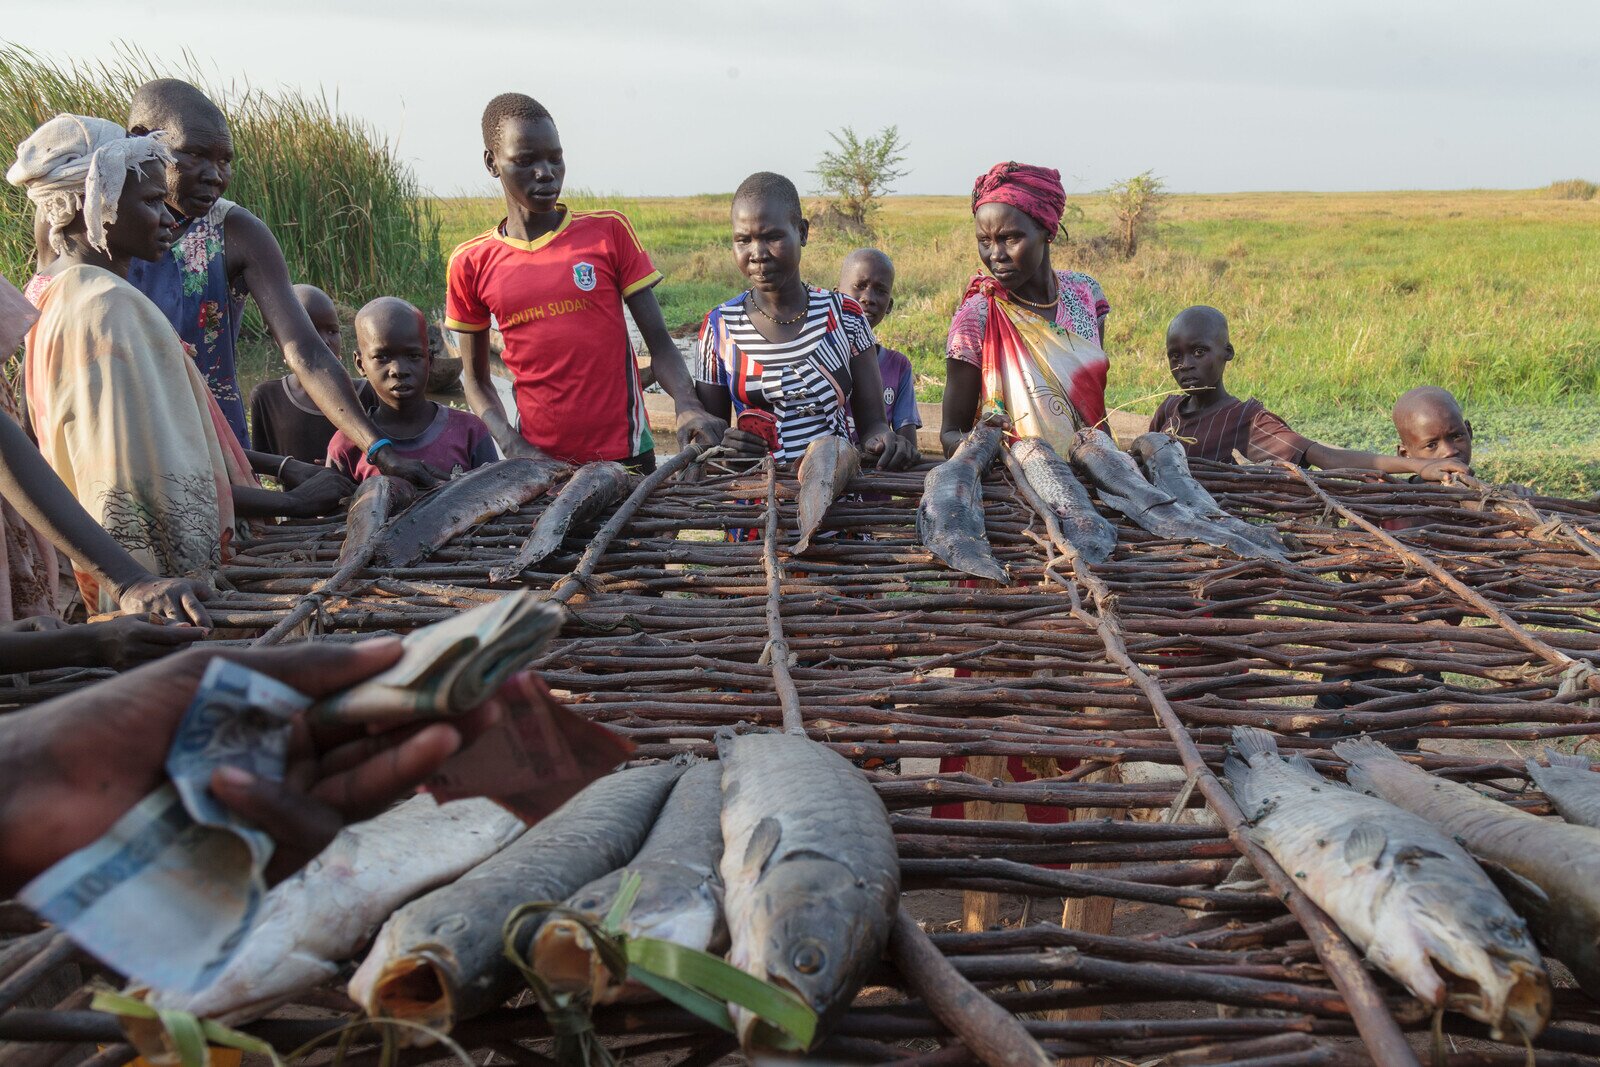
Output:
1129,432,1287,557
1525,748,1600,829
151,796,525,1023
349,761,684,1034
791,436,859,556
718,730,899,1051
1069,428,1276,561
917,425,1008,583
375,457,567,568
532,759,726,1004
1337,735,1600,998
489,461,631,583
1228,728,1548,1039
337,476,416,568
1009,436,1116,563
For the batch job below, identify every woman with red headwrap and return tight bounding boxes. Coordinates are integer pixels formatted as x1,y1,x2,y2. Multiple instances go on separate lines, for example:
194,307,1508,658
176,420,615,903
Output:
939,162,1110,457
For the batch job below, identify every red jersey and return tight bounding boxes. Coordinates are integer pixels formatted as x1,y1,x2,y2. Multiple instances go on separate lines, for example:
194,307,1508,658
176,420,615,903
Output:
445,208,661,463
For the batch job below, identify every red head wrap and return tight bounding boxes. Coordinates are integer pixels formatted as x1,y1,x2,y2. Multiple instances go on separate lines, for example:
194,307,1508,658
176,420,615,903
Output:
971,161,1066,236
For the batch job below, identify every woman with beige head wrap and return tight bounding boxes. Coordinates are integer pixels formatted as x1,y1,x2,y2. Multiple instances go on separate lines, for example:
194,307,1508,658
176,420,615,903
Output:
7,113,262,612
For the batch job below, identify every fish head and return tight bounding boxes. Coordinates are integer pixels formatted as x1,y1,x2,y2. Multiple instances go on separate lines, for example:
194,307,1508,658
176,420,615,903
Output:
734,857,887,1051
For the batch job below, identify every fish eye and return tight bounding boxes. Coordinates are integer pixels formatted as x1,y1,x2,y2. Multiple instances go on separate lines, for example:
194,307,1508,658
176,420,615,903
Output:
792,943,826,975
577,897,604,911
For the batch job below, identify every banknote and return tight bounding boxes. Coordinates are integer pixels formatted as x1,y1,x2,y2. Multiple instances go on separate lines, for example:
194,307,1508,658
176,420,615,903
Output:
424,671,632,822
312,591,565,723
21,661,311,994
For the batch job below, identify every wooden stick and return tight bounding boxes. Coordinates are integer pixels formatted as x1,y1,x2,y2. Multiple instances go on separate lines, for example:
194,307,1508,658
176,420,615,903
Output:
887,905,1054,1067
760,456,804,736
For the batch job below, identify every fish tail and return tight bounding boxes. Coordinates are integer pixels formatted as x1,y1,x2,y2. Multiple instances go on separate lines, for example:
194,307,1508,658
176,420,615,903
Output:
1332,735,1402,767
1540,747,1593,769
1222,753,1253,787
1230,725,1280,762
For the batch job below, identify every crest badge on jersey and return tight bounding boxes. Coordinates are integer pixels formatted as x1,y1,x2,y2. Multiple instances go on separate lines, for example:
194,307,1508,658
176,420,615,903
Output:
883,387,896,408
573,262,597,292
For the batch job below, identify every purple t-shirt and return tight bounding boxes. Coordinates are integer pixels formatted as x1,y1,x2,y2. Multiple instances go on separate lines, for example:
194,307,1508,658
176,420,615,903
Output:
327,404,497,481
878,346,920,430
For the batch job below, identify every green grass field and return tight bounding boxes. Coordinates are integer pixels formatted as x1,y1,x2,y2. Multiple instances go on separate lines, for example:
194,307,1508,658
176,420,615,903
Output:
254,188,1600,494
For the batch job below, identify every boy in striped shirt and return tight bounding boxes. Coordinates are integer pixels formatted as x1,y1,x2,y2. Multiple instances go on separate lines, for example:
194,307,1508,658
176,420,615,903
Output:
1151,306,1469,481
448,94,723,471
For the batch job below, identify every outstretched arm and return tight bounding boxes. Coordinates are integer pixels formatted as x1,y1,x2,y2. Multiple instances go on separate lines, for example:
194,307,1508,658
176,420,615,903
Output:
226,209,442,488
1303,441,1470,482
850,348,917,470
458,328,548,460
0,411,211,625
625,288,726,449
940,360,982,457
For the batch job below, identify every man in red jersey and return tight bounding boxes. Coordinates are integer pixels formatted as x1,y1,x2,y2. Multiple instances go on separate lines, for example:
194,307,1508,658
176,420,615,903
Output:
448,94,724,470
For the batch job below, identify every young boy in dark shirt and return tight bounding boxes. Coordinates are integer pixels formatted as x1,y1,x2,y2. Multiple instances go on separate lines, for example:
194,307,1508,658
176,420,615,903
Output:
248,284,373,463
326,298,496,480
838,248,921,449
1151,306,1468,481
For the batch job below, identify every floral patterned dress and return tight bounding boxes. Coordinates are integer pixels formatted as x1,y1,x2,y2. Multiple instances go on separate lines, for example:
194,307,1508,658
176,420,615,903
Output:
126,198,250,447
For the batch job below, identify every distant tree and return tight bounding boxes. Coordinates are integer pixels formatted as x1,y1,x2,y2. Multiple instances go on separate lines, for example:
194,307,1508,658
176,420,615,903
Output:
813,125,909,229
1105,171,1168,258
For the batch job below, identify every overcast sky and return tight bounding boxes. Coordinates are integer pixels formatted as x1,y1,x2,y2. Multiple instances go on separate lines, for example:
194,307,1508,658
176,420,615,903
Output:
7,0,1597,197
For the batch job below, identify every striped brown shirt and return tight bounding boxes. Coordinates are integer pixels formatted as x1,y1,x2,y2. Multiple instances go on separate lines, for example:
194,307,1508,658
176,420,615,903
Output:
1149,395,1310,465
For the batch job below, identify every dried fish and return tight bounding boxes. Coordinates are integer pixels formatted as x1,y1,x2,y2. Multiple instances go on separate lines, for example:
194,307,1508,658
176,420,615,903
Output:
1009,436,1116,563
375,457,567,568
489,461,631,582
791,436,859,556
1130,431,1287,557
1525,748,1600,830
917,425,1008,583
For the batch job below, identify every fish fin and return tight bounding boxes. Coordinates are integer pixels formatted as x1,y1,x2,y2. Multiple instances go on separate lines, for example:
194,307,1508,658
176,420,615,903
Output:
742,817,782,877
1540,747,1594,769
1221,754,1250,788
1332,735,1402,767
1343,763,1379,796
1478,859,1554,920
1229,726,1280,762
1283,754,1325,782
1343,822,1388,868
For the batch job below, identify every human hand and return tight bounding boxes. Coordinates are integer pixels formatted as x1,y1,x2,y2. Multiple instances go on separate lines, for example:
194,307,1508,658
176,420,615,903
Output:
1418,457,1473,483
862,429,918,471
371,447,447,489
285,468,353,517
499,436,552,463
84,615,204,669
675,405,728,450
0,638,464,893
279,457,349,494
116,575,213,627
721,426,770,457
0,615,68,635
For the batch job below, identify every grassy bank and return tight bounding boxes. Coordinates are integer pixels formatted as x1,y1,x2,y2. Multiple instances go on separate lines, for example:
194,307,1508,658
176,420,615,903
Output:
437,189,1600,493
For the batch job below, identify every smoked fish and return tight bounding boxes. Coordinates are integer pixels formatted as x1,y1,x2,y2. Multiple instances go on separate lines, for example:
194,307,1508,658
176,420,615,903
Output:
1338,735,1600,998
153,796,525,1023
1129,431,1287,557
791,436,859,556
1069,428,1277,561
917,425,1008,583
1525,748,1600,830
348,761,683,1034
532,759,726,1004
717,730,899,1051
489,461,630,583
374,458,567,568
1229,728,1548,1039
1009,436,1116,563
337,476,416,569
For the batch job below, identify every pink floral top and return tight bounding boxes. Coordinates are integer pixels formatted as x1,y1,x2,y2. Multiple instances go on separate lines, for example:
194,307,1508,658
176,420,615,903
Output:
947,269,1109,366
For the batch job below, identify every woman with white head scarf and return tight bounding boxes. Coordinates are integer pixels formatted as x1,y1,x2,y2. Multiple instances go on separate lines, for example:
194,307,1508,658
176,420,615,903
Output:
7,114,261,610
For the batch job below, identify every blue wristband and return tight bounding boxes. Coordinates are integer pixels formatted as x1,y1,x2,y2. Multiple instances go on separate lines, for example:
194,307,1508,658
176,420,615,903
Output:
365,437,394,461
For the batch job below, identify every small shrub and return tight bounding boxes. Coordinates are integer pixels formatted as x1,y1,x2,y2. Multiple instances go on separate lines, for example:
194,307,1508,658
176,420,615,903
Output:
1546,179,1598,201
1105,171,1168,258
812,125,908,233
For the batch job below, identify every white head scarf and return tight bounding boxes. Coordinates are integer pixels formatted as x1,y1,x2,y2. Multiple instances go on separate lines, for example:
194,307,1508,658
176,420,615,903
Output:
6,114,174,255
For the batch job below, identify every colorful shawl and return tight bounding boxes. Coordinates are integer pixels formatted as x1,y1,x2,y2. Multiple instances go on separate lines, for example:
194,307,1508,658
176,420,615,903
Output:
965,274,1109,453
24,264,254,611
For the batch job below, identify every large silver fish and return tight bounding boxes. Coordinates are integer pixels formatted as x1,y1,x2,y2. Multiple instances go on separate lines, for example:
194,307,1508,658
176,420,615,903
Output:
1337,735,1600,999
375,457,567,568
791,436,859,556
337,475,417,568
152,796,525,1023
1069,428,1277,561
917,425,1008,583
1129,431,1287,557
1009,436,1116,563
348,761,684,1034
1525,748,1600,829
718,730,900,1052
489,461,631,583
532,759,726,1004
1228,728,1548,1039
